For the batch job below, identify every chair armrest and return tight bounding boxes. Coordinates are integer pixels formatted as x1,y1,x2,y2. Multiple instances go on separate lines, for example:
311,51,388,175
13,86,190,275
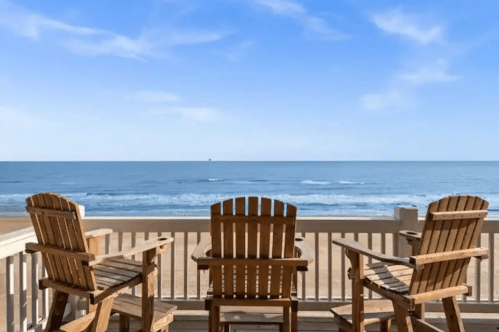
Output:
294,238,313,271
410,247,489,268
192,237,211,270
89,237,173,266
85,229,113,239
399,230,422,242
333,238,417,269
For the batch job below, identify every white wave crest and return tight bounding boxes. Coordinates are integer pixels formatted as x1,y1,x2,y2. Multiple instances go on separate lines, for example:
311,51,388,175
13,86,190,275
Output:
3,193,499,216
339,180,365,185
301,180,331,185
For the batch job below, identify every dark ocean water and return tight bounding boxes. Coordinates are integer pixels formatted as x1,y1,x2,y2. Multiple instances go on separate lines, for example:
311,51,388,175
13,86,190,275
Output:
1,162,498,216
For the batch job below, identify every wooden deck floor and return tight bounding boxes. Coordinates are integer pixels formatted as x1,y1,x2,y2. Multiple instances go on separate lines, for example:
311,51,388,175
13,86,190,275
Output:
107,310,499,332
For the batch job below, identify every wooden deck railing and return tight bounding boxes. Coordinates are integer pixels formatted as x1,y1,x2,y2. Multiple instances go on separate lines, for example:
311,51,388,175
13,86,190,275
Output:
1,208,498,332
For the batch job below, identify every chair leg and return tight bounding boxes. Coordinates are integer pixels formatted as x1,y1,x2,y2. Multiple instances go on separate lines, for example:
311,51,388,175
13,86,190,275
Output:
393,303,414,332
45,291,69,332
380,319,392,332
346,251,364,332
86,300,97,332
210,305,220,332
119,315,130,332
415,303,425,321
442,296,465,332
142,250,157,332
291,306,297,332
208,306,212,332
90,296,114,332
283,306,291,332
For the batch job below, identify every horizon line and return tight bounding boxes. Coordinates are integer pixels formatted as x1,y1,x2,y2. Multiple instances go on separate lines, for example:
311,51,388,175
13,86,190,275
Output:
1,160,499,163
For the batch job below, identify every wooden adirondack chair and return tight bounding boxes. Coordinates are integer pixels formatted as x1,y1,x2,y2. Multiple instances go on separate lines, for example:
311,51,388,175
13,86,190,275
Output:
24,193,175,332
332,195,489,332
192,197,313,332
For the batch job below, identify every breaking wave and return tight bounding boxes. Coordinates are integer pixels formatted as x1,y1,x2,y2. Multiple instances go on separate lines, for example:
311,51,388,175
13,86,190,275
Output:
3,192,499,216
301,180,331,185
339,180,365,185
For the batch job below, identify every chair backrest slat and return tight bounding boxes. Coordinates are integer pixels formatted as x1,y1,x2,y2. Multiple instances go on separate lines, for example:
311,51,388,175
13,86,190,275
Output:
282,204,297,298
409,195,487,295
222,199,234,298
247,197,259,298
210,202,223,296
211,197,297,299
234,198,246,297
26,193,97,291
270,199,285,298
258,198,272,297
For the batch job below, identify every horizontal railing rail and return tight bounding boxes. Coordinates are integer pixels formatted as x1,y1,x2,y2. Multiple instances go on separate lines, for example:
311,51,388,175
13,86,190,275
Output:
1,211,499,332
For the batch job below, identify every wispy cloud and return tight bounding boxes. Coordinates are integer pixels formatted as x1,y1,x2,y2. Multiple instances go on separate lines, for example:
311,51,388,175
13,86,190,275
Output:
0,2,104,39
252,0,348,40
361,9,458,112
397,59,459,85
360,58,458,110
64,35,152,60
215,39,256,62
254,0,305,17
129,90,182,103
360,90,408,111
0,1,226,59
371,8,443,45
149,107,221,122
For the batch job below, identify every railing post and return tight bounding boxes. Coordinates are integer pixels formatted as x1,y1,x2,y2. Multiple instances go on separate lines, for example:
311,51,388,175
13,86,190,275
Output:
19,252,28,332
395,207,420,257
6,256,15,332
78,205,85,217
31,253,39,326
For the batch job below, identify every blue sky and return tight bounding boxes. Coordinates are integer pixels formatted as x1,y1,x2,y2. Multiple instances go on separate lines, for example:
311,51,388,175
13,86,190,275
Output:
0,0,498,161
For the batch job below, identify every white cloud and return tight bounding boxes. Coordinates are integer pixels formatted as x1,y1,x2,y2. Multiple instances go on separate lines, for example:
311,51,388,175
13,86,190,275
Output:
215,39,256,62
397,59,459,84
302,17,347,41
150,107,221,122
0,1,104,39
254,0,305,17
398,68,458,84
160,30,227,46
252,0,348,40
65,35,153,60
0,1,226,59
360,91,405,111
129,90,182,103
371,8,443,45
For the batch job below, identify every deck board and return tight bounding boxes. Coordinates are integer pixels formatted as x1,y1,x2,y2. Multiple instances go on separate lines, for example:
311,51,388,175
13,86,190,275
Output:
106,310,499,332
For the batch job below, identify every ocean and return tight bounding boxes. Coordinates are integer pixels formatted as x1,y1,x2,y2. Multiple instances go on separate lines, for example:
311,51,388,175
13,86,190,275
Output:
1,162,498,216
